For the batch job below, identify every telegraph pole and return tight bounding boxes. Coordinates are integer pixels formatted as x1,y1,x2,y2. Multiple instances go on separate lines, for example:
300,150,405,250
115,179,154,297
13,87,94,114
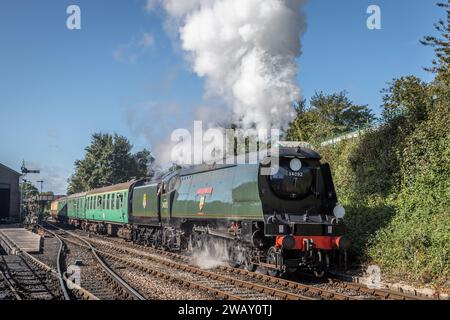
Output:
37,180,44,194
37,180,44,217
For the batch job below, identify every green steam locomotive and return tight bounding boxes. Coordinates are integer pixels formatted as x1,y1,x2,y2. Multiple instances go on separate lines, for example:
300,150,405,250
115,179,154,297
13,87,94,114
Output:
52,146,348,276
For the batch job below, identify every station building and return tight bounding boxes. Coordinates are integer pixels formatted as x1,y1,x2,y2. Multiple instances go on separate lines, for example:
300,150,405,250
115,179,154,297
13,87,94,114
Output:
0,163,20,220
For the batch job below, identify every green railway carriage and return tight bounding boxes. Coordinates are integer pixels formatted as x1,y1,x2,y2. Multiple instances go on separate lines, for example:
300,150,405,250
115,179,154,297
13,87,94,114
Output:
53,197,68,221
52,181,140,229
85,182,134,224
66,192,87,220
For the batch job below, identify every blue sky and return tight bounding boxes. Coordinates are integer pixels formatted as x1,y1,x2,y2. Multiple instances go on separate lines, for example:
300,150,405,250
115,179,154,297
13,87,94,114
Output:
0,0,442,194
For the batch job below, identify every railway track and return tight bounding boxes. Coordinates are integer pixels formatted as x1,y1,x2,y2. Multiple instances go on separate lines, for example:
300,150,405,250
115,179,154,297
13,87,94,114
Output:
45,225,216,300
80,233,425,300
43,225,145,300
47,224,311,300
85,232,427,300
45,222,429,301
0,263,21,300
85,237,367,300
0,225,70,301
0,254,62,300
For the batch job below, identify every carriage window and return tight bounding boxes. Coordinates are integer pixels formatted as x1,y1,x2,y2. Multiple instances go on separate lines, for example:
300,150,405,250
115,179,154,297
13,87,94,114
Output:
97,196,102,209
106,194,110,210
118,193,123,209
102,195,105,209
111,194,115,210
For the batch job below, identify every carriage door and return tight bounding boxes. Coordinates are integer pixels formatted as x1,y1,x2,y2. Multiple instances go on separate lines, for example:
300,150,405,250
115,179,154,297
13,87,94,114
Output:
160,183,169,222
120,192,127,222
80,197,85,219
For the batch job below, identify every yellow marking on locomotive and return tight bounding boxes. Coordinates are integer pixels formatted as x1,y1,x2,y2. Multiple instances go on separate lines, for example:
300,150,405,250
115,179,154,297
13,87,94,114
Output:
143,193,147,209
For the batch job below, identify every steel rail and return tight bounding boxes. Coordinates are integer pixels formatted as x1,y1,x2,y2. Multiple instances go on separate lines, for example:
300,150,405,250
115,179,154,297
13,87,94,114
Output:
84,236,354,300
0,258,22,300
92,234,426,301
1,254,59,300
40,227,71,300
44,222,146,300
49,222,429,301
326,277,427,300
89,240,315,300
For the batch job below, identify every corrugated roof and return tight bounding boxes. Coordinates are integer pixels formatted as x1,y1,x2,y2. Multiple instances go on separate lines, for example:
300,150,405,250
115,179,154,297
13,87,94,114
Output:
66,192,87,199
0,163,21,176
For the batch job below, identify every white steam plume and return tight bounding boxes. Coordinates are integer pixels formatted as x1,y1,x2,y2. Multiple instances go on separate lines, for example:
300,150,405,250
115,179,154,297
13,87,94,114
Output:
153,0,307,132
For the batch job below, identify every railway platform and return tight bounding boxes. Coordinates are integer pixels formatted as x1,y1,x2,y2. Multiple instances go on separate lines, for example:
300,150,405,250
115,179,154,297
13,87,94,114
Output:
0,227,42,254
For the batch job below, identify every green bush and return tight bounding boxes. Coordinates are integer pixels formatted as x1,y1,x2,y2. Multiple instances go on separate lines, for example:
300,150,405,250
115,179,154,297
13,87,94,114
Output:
317,84,449,287
368,93,450,286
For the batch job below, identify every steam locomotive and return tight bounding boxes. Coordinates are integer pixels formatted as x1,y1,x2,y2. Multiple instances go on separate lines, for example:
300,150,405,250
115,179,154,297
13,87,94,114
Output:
51,145,349,276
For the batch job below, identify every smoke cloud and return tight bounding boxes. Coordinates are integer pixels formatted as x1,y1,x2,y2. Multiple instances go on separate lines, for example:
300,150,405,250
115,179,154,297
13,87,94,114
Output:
152,0,307,132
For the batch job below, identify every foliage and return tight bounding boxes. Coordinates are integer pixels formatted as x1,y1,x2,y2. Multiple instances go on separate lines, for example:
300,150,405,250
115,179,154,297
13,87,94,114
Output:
67,133,154,194
286,3,449,286
21,182,39,197
287,91,375,143
367,84,450,286
420,1,450,84
314,79,449,286
381,76,430,124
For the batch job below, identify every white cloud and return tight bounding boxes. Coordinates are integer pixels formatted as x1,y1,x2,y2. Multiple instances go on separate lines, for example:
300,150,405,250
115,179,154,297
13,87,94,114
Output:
113,32,155,63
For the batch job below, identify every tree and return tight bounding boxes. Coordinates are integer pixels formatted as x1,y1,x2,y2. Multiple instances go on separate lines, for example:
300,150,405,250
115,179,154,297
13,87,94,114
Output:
67,133,154,194
420,1,450,84
287,91,375,143
21,182,39,198
381,76,430,125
